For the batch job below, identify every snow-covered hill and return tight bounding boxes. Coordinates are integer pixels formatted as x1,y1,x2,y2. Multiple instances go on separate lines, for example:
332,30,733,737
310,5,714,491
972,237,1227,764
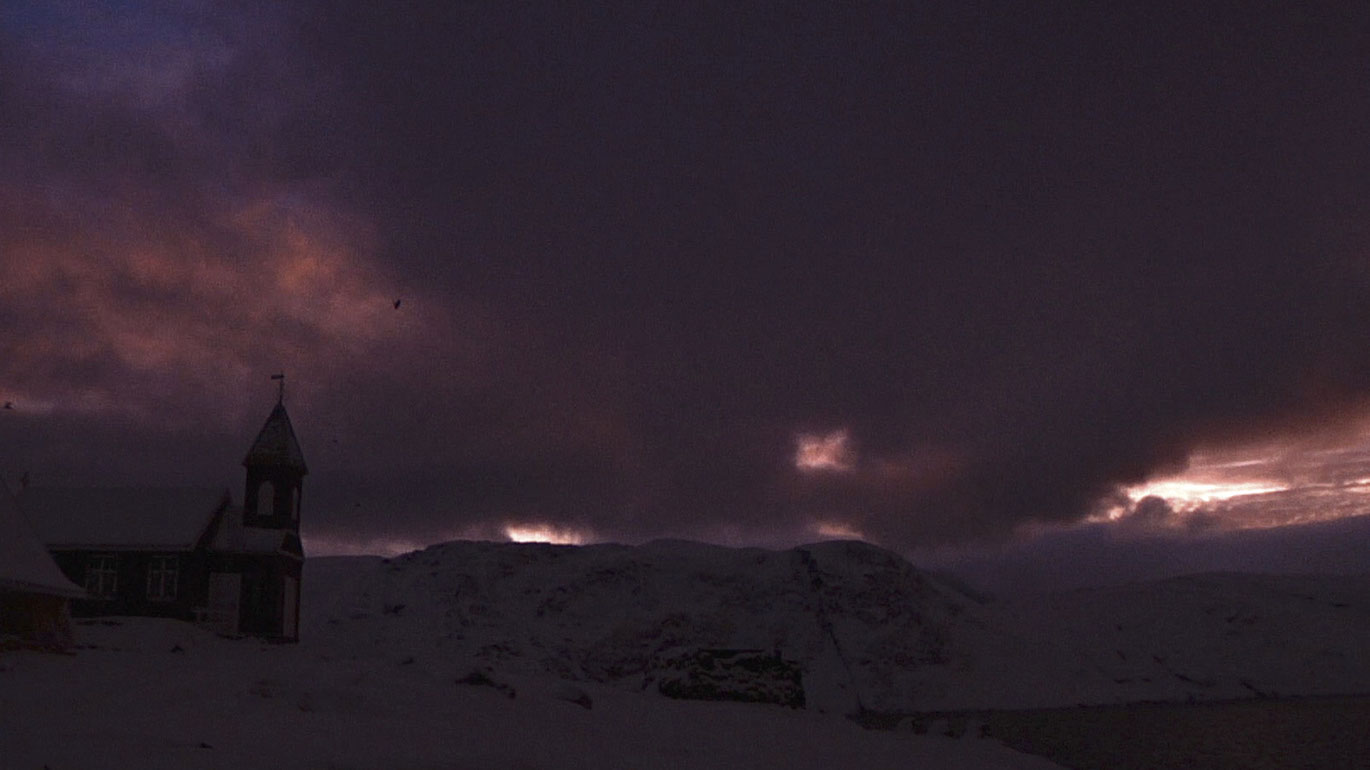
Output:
303,539,989,713
303,539,1370,712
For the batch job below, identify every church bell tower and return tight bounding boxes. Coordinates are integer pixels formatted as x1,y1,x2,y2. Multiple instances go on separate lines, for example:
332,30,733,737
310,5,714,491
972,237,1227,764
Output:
242,385,308,533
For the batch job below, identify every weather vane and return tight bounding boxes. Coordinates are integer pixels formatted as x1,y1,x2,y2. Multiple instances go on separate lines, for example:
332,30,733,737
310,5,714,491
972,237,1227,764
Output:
271,373,285,404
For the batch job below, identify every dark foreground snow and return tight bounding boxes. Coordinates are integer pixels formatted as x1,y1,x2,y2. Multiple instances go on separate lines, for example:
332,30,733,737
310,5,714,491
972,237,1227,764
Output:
0,618,1061,769
8,537,1370,767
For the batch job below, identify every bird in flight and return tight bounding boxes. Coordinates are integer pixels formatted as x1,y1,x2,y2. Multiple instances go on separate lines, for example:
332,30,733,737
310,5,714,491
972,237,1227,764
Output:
393,298,402,309
2,401,12,410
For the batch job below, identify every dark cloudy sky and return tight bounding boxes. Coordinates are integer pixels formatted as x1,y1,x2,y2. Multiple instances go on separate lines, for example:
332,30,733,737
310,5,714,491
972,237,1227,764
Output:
6,1,1370,563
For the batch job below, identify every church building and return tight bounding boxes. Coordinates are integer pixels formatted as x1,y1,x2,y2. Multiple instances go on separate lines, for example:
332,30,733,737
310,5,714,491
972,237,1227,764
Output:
18,397,308,642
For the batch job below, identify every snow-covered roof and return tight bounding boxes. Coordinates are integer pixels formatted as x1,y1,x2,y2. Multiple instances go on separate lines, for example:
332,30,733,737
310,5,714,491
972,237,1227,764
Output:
210,505,300,556
0,482,86,598
243,402,307,473
19,487,229,551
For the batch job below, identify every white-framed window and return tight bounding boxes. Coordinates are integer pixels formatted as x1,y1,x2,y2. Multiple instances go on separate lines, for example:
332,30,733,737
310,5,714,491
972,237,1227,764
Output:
85,555,118,599
146,555,178,601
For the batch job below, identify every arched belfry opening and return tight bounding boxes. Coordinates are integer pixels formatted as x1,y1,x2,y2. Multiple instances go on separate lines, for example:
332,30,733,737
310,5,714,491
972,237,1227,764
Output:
255,481,275,519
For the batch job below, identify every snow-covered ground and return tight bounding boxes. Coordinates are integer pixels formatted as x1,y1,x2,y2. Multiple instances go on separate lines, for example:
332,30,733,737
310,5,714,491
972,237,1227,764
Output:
0,617,1061,769
6,537,1370,768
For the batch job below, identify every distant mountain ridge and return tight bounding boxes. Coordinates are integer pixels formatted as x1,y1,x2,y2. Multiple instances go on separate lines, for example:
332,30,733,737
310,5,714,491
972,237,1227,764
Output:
303,538,1370,712
929,513,1370,595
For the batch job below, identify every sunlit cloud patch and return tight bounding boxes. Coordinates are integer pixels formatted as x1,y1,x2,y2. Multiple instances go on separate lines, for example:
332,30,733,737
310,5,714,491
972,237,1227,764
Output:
1124,479,1292,510
794,429,854,472
1098,417,1370,533
0,190,409,424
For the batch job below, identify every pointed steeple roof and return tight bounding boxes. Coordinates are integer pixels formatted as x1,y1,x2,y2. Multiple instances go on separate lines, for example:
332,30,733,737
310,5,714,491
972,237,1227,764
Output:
243,402,308,473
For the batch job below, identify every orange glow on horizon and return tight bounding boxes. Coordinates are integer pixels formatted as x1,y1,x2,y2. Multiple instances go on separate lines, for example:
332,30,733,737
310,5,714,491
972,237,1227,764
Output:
504,523,590,545
813,521,865,540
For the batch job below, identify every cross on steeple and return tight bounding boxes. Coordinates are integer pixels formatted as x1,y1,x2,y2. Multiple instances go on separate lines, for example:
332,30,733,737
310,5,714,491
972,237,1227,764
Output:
271,373,285,404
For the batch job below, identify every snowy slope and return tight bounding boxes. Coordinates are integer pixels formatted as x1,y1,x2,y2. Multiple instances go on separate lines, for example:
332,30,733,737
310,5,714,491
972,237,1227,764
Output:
995,572,1370,704
303,539,1370,713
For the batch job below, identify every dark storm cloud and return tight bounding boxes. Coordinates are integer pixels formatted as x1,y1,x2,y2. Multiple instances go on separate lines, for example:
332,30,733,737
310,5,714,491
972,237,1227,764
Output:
7,2,1370,551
